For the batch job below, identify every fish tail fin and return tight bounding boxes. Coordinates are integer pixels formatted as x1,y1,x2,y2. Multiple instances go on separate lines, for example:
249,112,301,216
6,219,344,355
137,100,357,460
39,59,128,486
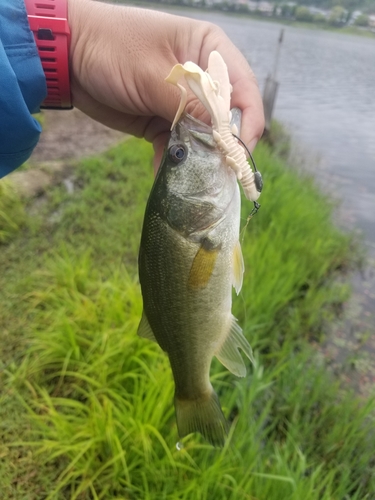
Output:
174,389,227,447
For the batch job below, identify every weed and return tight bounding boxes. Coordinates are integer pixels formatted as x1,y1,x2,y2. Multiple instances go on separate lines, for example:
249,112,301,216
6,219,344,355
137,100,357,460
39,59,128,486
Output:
0,181,25,244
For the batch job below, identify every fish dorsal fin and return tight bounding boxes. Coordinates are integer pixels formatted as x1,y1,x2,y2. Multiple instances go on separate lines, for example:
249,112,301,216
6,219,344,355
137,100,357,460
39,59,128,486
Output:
137,312,157,343
215,316,254,377
188,240,219,290
232,240,244,295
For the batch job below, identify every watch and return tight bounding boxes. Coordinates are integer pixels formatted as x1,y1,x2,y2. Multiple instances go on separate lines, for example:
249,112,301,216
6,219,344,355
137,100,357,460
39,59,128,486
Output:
24,0,73,109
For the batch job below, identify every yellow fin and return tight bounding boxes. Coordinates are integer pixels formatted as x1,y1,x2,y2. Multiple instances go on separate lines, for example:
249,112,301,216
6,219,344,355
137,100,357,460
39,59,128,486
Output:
188,243,218,290
232,240,244,295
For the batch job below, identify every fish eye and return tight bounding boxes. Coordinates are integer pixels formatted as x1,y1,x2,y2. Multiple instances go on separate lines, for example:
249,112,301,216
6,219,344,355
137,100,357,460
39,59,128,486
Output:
168,144,187,164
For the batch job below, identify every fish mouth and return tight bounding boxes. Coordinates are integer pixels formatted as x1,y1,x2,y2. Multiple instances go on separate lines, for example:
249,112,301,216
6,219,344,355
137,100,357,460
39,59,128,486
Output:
171,114,217,153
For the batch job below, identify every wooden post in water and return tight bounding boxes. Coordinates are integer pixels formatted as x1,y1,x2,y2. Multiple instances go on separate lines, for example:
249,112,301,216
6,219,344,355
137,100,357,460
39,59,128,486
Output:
263,29,284,133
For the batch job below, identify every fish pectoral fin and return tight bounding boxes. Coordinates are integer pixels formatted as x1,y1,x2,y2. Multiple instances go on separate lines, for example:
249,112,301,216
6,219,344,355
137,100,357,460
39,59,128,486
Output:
215,316,254,377
188,239,219,290
137,312,157,343
232,240,244,295
175,388,227,448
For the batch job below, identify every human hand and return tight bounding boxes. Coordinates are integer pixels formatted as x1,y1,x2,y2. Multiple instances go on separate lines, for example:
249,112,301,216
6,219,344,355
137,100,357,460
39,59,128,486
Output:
67,0,264,169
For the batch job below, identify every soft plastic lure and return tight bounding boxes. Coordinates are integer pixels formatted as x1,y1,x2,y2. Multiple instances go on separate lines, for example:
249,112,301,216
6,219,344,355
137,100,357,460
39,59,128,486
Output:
165,51,262,202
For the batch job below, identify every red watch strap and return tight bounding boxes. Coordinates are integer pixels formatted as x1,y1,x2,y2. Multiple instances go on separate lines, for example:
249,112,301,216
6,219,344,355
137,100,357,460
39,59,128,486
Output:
24,0,72,109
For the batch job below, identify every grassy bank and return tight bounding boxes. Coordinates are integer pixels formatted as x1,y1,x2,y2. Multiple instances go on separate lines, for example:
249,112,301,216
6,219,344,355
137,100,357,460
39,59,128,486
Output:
1,137,374,499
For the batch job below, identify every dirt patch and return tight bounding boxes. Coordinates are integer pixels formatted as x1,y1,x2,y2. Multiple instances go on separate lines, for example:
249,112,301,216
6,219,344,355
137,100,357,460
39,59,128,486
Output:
10,161,74,198
30,108,124,164
9,109,124,197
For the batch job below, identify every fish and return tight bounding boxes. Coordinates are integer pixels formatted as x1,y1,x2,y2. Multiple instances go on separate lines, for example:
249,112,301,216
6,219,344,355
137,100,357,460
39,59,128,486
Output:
137,52,260,447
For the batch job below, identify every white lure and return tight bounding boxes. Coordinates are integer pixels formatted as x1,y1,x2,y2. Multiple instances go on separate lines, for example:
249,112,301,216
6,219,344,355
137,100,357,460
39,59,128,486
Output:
165,51,261,202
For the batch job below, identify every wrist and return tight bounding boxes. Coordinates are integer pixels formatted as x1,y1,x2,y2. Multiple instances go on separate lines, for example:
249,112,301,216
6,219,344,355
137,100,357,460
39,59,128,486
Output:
67,0,86,67
67,0,99,100
66,0,127,109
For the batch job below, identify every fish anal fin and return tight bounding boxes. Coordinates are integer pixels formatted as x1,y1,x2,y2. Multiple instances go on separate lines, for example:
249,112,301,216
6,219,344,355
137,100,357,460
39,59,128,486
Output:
215,316,254,377
188,240,219,290
232,240,244,295
175,388,227,447
137,312,157,343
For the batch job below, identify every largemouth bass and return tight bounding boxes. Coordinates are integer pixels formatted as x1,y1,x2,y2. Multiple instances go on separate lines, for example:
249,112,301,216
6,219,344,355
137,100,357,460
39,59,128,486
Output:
138,113,254,447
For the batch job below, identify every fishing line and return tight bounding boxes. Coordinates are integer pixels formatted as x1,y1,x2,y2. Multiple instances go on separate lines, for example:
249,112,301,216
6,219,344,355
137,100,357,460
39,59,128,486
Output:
233,133,262,244
232,133,260,174
240,201,261,243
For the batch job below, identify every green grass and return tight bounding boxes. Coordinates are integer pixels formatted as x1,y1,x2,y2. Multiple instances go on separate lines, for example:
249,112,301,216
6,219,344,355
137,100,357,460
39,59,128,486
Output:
1,137,374,499
0,181,26,244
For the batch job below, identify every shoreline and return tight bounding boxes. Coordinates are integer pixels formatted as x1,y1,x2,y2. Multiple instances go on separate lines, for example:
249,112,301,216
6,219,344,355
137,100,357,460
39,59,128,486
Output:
114,0,375,39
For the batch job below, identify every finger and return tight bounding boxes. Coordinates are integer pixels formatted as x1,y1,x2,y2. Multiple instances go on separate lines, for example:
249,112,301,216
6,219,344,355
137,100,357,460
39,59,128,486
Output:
72,80,171,141
230,73,265,152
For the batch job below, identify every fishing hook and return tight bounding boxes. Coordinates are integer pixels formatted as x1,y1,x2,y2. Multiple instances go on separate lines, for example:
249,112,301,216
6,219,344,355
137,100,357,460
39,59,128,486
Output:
232,133,263,215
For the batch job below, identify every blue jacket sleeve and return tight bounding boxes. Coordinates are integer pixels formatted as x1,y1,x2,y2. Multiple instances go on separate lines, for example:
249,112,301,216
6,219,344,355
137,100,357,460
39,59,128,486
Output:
0,0,47,178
